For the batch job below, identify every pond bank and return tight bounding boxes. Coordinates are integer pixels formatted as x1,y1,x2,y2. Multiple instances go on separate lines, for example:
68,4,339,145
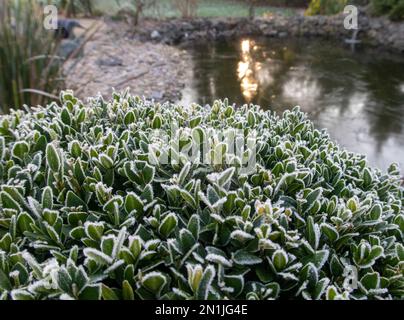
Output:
135,10,404,53
64,20,191,102
63,11,403,105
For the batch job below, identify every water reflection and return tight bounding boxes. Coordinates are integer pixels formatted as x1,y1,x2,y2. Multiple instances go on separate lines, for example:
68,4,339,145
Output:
282,74,321,105
181,38,404,170
238,40,258,102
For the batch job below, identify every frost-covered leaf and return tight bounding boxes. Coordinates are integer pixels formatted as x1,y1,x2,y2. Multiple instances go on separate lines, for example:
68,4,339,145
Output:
159,212,178,237
84,248,113,266
142,272,167,295
0,92,402,301
233,250,262,266
196,265,216,300
46,143,61,172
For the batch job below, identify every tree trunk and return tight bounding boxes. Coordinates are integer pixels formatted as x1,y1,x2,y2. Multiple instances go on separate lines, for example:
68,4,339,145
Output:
133,1,144,26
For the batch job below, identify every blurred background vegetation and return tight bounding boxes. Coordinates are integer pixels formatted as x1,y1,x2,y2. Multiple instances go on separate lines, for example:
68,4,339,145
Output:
305,0,348,16
0,0,64,114
370,0,404,21
305,0,404,19
0,0,403,113
41,0,404,20
47,0,305,19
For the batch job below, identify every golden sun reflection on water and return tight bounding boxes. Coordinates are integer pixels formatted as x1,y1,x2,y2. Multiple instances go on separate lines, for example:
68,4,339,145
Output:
238,40,258,102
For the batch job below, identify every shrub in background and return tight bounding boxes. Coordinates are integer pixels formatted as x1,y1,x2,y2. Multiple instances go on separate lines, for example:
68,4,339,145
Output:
0,0,64,114
305,0,348,15
0,91,403,300
257,0,310,7
51,0,95,17
387,0,404,20
371,0,404,21
115,0,160,26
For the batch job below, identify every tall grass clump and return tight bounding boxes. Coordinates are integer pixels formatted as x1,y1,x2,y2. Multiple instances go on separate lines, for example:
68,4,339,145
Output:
0,0,64,114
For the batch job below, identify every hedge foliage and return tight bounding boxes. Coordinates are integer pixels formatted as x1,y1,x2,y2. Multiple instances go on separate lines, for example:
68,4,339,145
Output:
371,0,404,21
0,91,403,300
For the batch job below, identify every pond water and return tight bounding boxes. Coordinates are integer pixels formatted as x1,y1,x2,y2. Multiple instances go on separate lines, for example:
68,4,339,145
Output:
180,38,404,171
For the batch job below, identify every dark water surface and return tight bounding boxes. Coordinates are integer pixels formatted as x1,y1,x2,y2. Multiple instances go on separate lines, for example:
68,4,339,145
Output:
180,38,404,170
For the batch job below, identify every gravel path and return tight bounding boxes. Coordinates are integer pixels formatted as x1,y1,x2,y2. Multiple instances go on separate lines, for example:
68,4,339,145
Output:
64,19,191,102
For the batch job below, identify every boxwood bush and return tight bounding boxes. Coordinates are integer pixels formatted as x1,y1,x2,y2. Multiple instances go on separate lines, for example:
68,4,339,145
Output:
0,91,403,300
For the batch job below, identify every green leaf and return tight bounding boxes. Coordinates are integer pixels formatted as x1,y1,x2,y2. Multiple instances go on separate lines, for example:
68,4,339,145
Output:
178,162,191,185
124,111,135,125
0,191,21,211
304,250,330,270
306,216,320,250
77,108,86,123
142,164,155,184
321,223,339,242
0,136,5,160
99,154,114,169
187,215,200,240
180,189,197,209
363,168,373,186
46,143,61,172
272,250,288,271
224,275,244,297
159,212,178,237
196,265,215,300
313,278,330,300
57,268,72,292
129,236,142,260
396,243,404,261
218,167,235,188
300,263,318,286
69,141,82,158
142,272,167,295
347,197,358,212
11,289,35,300
84,248,113,265
17,212,35,233
85,222,104,241
326,286,338,300
66,191,88,210
180,229,196,252
70,226,86,240
360,272,380,290
190,116,202,128
304,188,322,213
0,233,12,251
61,107,72,125
233,250,262,266
2,186,25,207
79,284,102,300
122,280,135,300
370,204,382,220
33,135,47,153
124,192,143,214
0,268,12,291
101,284,119,300
12,141,29,161
41,186,53,210
247,110,256,127
152,115,162,129
369,246,384,260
